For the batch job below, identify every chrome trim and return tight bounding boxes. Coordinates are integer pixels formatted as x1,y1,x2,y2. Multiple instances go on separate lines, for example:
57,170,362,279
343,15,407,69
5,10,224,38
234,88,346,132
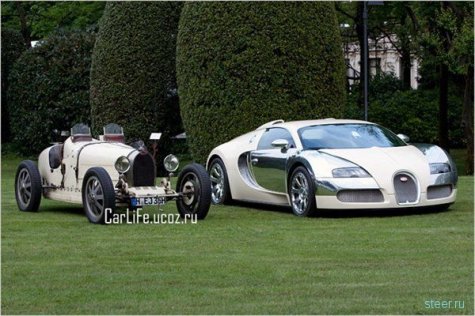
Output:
393,171,420,205
314,177,380,196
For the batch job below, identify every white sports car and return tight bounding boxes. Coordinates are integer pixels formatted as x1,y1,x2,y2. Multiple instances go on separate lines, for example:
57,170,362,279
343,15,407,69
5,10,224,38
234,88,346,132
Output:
206,119,457,216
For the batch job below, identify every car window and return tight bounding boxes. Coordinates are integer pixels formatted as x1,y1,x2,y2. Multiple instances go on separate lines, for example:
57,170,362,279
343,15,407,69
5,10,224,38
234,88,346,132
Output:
257,127,295,150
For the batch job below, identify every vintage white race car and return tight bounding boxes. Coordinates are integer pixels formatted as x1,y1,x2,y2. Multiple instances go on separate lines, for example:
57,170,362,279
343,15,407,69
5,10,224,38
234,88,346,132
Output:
207,119,458,216
15,123,211,223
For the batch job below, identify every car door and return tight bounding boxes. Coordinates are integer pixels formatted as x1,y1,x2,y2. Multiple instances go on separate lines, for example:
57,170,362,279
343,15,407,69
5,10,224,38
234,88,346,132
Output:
250,127,296,193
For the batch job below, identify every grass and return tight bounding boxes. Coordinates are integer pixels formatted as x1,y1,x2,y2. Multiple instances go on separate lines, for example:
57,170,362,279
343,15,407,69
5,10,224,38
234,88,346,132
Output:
1,153,473,314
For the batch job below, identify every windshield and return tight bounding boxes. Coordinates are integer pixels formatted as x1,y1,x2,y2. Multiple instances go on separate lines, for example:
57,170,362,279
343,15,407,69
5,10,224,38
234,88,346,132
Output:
298,124,407,150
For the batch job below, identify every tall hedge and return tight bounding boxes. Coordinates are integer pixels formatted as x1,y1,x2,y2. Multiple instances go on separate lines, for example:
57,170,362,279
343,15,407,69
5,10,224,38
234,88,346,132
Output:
1,29,26,143
177,2,346,162
8,31,95,155
90,2,183,160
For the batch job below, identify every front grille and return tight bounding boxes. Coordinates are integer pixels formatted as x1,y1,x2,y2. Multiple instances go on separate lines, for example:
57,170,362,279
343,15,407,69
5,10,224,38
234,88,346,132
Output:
337,189,384,203
132,153,155,186
393,173,418,204
427,185,452,200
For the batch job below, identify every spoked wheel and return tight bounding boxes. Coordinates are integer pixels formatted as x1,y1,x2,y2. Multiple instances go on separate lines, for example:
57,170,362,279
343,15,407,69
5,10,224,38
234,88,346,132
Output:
209,158,231,204
15,160,42,212
82,167,116,224
289,166,316,217
177,163,211,220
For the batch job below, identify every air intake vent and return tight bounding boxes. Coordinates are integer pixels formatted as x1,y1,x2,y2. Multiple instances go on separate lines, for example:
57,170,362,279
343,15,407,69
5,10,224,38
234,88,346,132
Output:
337,189,384,203
132,153,155,186
427,185,452,200
393,173,418,204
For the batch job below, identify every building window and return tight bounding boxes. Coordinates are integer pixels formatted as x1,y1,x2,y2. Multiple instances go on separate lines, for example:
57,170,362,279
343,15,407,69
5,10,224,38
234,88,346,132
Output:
369,58,381,76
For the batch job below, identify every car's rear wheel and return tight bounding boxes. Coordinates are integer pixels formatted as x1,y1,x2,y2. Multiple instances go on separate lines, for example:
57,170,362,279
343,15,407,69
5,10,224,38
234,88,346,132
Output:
176,163,211,220
82,167,116,224
289,166,316,217
208,158,231,204
15,160,42,212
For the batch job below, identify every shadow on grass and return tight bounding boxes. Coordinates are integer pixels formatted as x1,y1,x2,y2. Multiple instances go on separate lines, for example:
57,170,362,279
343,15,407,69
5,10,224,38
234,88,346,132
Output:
229,200,452,219
39,205,84,216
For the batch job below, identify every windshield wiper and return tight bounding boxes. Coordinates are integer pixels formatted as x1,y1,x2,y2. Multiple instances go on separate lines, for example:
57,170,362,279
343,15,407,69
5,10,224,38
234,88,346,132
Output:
306,147,327,150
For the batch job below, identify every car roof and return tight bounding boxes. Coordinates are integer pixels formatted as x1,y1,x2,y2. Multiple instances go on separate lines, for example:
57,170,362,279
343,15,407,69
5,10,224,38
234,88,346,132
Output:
256,118,376,131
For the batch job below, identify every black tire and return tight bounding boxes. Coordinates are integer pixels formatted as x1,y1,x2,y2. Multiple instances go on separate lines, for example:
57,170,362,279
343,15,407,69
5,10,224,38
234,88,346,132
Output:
82,167,116,224
208,157,231,204
176,163,211,220
288,166,317,217
15,160,42,212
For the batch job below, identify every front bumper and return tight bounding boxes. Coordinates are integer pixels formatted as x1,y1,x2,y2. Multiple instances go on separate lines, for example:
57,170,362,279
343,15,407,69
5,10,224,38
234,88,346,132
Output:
314,174,457,209
116,186,180,207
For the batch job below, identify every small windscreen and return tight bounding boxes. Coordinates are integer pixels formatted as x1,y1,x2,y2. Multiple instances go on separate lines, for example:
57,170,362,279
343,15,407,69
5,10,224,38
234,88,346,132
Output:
104,123,123,135
71,123,91,136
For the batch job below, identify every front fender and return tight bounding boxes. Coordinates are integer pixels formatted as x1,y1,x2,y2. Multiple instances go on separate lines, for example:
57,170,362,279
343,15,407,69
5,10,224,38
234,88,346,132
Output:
412,143,458,185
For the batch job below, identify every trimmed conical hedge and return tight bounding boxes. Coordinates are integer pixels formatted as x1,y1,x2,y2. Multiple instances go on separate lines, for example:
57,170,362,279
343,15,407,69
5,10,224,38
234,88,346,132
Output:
177,2,346,162
90,2,183,169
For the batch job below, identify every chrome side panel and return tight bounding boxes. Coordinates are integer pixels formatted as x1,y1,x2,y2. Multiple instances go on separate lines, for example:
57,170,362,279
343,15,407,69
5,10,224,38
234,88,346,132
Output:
250,149,291,193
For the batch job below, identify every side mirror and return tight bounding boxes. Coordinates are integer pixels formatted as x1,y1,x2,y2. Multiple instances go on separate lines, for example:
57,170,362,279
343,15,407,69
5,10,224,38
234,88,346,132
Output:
397,134,410,143
271,139,289,152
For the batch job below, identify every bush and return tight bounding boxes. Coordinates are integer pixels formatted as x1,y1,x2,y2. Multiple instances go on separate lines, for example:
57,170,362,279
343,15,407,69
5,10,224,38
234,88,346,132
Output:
345,74,464,146
90,2,183,174
1,29,26,143
177,2,346,162
8,31,95,155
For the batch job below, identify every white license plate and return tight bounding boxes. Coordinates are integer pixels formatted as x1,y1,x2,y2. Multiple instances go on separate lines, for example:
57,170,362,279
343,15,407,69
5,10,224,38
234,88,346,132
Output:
136,197,166,206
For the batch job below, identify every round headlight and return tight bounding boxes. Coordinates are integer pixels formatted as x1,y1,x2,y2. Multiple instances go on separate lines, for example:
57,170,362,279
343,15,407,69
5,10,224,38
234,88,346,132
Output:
115,156,130,173
164,154,179,172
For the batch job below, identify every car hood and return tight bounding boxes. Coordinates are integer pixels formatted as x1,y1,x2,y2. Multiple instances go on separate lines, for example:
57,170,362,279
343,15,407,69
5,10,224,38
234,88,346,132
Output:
319,145,431,194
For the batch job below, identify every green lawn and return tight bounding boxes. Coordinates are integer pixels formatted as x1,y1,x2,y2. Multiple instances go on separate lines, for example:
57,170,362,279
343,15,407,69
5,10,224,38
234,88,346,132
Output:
1,153,473,314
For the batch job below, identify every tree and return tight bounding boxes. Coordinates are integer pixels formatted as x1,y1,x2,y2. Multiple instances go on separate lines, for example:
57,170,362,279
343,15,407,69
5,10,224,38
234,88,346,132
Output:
447,3,474,174
1,29,26,142
415,1,474,172
177,2,346,162
1,1,105,46
7,31,95,154
90,2,183,174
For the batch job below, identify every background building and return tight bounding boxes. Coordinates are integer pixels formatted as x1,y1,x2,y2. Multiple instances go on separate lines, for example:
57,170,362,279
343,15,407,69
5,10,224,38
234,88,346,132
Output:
344,34,419,89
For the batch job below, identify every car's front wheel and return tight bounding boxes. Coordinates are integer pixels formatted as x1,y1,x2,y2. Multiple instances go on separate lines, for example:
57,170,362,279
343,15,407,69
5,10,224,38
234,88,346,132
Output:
208,158,231,204
289,166,317,217
15,160,42,212
82,167,116,224
176,163,211,220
